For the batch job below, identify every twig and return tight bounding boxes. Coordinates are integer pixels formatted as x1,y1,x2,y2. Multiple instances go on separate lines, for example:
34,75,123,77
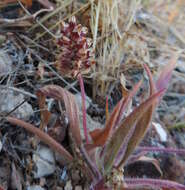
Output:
125,178,185,190
3,98,28,117
21,47,79,94
33,2,90,41
29,0,73,32
0,8,52,24
0,16,32,24
19,34,54,54
7,116,74,163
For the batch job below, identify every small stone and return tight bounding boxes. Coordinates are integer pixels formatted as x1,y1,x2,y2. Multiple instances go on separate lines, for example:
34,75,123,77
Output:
64,180,72,190
39,178,46,187
0,50,12,76
27,185,45,190
75,186,82,190
75,93,91,111
153,122,167,142
0,89,33,120
0,35,6,45
33,145,55,178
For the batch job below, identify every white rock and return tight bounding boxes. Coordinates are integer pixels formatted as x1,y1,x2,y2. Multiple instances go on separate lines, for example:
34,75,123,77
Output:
79,112,103,140
0,50,12,76
75,93,91,111
153,122,167,142
0,89,33,120
27,185,45,190
177,59,185,72
33,145,55,178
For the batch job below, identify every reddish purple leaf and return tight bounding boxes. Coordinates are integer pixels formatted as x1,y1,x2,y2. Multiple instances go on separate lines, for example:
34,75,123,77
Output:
115,65,157,167
89,80,142,147
89,98,123,146
143,64,156,94
103,89,164,173
115,60,177,168
156,54,178,92
137,146,185,155
38,85,82,146
125,178,185,190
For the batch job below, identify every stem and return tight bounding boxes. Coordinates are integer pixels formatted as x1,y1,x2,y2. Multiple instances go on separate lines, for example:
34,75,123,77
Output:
137,146,185,155
78,74,89,143
125,178,185,190
80,144,102,181
7,116,73,163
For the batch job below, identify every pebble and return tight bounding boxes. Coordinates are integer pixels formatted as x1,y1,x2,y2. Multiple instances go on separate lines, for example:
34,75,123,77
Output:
0,50,12,76
153,122,167,142
33,145,55,179
27,185,45,190
64,180,72,190
75,93,91,111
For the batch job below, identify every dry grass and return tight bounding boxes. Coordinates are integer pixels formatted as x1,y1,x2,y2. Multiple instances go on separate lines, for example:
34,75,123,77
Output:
8,0,183,100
